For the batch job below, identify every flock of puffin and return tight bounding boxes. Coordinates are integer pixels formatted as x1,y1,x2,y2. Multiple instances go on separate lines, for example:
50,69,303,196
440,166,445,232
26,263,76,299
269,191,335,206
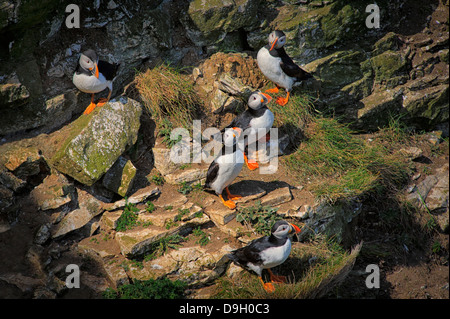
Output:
72,30,312,293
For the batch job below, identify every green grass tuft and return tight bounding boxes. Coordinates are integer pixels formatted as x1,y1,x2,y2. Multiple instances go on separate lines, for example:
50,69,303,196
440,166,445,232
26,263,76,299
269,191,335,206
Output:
284,117,408,202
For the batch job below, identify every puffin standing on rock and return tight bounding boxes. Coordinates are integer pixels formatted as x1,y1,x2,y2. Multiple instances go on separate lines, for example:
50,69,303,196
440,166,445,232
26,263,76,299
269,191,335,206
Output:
225,91,274,171
227,220,301,293
73,49,119,115
205,127,244,210
257,30,312,106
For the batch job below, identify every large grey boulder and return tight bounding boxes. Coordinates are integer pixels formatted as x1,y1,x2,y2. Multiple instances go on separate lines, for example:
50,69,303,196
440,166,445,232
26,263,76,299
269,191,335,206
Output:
50,97,142,186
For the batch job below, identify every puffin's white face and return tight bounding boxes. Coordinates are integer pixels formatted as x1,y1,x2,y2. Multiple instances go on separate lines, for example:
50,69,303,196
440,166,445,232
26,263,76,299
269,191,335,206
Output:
268,31,287,50
272,221,301,238
79,53,96,72
223,127,241,146
248,91,269,110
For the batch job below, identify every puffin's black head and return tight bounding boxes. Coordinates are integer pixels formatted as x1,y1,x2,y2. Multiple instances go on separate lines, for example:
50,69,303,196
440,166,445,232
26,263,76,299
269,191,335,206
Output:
271,220,301,238
268,30,287,51
79,49,99,78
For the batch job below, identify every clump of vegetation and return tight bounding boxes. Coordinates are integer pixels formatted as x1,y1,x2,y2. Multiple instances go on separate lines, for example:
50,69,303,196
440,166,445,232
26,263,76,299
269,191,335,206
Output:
103,277,187,299
285,117,408,202
144,234,185,261
150,173,165,186
116,200,140,232
236,201,282,236
268,90,316,146
192,226,210,246
135,63,200,129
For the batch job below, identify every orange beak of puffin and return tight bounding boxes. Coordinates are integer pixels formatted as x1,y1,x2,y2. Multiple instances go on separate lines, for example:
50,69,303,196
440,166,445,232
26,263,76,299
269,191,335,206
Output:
232,127,242,137
90,62,99,79
261,92,272,103
269,37,278,51
289,223,301,234
94,62,99,79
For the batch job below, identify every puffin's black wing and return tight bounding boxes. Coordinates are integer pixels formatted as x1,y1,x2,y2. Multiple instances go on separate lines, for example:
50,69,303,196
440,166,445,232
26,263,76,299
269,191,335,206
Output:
204,159,220,189
228,236,272,269
277,48,312,80
226,110,253,131
98,60,119,81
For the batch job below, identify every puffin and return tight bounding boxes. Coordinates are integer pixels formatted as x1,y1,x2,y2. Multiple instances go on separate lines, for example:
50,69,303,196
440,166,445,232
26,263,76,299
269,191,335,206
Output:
204,127,244,210
225,91,274,171
257,30,312,106
227,220,301,293
73,49,119,115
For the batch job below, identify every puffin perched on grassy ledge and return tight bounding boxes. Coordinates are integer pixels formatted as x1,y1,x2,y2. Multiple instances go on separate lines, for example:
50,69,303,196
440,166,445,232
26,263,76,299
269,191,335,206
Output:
227,220,301,293
73,49,119,115
257,30,312,106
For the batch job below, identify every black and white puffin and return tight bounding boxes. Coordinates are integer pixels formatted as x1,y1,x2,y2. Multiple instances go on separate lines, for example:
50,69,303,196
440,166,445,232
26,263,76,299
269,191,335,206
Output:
225,91,273,171
205,127,244,210
73,49,119,115
227,220,301,293
257,30,312,106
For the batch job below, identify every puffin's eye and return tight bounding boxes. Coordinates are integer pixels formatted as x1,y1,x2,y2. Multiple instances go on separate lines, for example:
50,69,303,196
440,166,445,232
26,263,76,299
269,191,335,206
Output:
253,96,256,100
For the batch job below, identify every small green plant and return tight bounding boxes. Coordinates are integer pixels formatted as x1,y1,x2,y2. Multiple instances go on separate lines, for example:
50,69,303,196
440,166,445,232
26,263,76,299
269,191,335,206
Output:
177,181,193,195
103,278,187,299
146,201,155,213
175,208,190,222
144,234,185,261
158,118,182,148
192,227,210,246
236,201,282,236
116,199,140,232
151,174,165,186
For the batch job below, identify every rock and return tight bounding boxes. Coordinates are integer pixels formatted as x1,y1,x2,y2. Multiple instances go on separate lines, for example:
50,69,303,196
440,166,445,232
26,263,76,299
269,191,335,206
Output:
0,78,30,107
115,212,210,257
152,147,181,176
402,84,449,129
260,187,293,207
105,186,161,211
399,147,424,160
102,156,137,197
370,50,408,84
210,88,230,113
34,223,52,245
30,172,75,211
205,204,237,226
51,189,104,238
0,169,26,192
0,145,47,180
100,210,123,231
50,97,142,186
182,0,259,47
164,167,208,185
357,88,403,130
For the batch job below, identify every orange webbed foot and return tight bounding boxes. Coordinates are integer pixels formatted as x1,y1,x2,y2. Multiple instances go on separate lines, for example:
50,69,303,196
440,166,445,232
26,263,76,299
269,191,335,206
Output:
225,187,242,201
244,154,259,171
96,98,109,107
83,102,97,115
219,194,236,210
265,87,279,94
276,92,290,106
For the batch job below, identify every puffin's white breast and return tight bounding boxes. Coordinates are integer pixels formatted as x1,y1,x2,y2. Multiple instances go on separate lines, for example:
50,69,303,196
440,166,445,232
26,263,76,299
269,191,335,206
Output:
73,72,110,94
260,239,291,269
257,47,295,91
210,150,244,194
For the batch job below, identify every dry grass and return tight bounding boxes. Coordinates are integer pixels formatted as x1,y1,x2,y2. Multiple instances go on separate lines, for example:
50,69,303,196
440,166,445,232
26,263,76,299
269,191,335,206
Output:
213,236,362,299
135,64,201,129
